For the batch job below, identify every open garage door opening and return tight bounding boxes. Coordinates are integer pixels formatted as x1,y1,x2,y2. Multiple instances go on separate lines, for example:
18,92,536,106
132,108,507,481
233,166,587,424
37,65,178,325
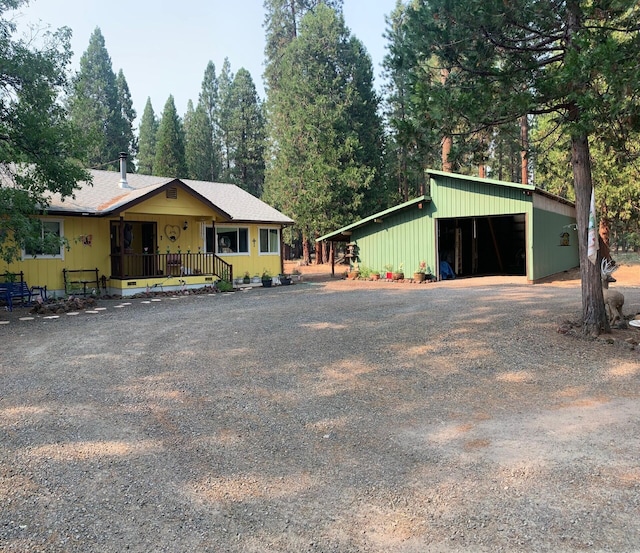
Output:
437,215,526,278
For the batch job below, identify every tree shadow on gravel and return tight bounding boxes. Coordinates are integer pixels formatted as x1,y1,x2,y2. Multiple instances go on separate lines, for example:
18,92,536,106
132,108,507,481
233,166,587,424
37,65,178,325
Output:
2,284,640,551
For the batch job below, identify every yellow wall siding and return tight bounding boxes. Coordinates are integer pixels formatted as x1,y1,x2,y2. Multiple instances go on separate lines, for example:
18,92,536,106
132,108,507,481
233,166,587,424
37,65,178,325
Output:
0,217,110,296
217,225,283,280
126,187,218,217
1,187,287,295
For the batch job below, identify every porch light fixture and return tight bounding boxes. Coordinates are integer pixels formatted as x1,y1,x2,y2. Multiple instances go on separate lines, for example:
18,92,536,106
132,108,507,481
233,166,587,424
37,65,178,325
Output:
183,220,188,231
374,218,383,223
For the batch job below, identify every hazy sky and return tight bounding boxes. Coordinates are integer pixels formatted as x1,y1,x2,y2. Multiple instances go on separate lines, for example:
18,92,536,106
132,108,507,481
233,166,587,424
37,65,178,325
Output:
12,0,398,124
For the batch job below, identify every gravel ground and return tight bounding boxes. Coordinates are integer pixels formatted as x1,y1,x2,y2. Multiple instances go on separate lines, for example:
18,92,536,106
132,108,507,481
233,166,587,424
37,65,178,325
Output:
2,274,640,552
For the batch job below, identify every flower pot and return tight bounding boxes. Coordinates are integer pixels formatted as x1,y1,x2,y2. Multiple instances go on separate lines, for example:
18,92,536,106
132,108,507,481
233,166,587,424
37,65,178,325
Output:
243,277,250,284
392,272,404,281
413,272,426,282
262,279,272,287
347,271,359,280
280,276,292,286
385,272,393,279
371,274,380,281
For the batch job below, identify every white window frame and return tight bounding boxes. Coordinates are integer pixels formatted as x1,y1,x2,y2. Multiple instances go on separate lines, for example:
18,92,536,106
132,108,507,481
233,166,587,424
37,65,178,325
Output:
214,225,250,256
22,218,65,260
259,227,280,255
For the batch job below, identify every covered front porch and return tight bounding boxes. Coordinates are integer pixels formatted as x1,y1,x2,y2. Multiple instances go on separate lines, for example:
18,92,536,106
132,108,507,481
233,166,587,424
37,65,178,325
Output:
107,252,232,297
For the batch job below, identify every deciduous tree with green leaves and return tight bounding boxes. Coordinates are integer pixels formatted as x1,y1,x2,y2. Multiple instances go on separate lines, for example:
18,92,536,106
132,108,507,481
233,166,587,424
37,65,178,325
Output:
0,0,90,263
401,0,640,336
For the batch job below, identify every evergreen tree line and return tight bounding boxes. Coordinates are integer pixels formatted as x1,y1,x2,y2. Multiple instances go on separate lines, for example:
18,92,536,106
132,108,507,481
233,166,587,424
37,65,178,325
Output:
68,29,265,197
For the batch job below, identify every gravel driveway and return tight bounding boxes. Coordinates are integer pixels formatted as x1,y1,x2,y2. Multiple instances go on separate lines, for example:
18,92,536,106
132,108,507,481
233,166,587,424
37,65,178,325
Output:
2,278,640,552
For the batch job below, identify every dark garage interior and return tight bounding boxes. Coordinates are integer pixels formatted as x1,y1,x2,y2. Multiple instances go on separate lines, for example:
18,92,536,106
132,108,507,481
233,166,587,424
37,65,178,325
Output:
437,215,526,277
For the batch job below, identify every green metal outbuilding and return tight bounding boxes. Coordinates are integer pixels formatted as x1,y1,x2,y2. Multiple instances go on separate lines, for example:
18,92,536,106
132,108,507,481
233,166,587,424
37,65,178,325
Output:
317,170,579,282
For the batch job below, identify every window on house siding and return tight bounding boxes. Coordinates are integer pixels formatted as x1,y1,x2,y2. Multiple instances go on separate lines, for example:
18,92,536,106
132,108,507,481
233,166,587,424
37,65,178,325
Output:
23,219,64,259
259,228,279,254
215,227,249,254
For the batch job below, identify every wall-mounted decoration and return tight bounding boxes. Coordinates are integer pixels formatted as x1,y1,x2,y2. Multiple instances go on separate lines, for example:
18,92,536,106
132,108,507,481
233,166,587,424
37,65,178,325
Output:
559,231,570,246
165,224,181,242
80,234,93,246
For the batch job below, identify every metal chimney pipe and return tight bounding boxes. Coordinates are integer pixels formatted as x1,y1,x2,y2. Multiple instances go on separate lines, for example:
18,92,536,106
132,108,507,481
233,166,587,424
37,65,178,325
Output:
119,152,129,188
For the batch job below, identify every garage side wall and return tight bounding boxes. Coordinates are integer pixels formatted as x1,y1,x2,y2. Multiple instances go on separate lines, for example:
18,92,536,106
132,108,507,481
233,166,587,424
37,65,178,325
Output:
353,203,436,276
531,195,579,281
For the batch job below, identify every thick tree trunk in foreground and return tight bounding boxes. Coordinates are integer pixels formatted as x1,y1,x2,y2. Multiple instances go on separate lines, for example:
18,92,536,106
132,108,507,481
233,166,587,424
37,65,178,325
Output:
571,133,609,336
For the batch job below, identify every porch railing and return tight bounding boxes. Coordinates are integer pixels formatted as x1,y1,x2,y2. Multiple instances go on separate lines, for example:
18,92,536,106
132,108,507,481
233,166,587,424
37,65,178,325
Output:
110,252,232,282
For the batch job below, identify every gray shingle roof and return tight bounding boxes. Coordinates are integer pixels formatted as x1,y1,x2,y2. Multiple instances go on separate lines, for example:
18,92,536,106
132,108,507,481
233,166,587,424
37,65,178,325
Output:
46,170,294,225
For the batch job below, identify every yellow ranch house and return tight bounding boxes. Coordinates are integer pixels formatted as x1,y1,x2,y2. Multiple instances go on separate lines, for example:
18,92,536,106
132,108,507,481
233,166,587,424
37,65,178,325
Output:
1,155,294,298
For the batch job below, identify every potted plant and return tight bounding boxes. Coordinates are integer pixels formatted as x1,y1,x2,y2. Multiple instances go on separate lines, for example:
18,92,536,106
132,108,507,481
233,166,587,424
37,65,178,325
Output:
392,263,404,281
261,269,272,287
242,271,251,284
384,264,393,280
347,261,360,280
414,261,427,282
371,270,380,281
279,273,292,286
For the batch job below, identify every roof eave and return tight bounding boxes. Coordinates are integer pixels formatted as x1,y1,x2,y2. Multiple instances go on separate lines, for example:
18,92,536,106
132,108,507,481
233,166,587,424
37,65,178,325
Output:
316,195,431,242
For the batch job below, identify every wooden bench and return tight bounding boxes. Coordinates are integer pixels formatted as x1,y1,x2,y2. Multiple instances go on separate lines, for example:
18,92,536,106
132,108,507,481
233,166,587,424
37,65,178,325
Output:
63,268,100,296
0,272,35,312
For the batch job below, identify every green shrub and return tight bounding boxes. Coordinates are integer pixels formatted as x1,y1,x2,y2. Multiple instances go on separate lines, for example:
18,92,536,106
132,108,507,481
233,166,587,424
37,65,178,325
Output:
217,279,234,292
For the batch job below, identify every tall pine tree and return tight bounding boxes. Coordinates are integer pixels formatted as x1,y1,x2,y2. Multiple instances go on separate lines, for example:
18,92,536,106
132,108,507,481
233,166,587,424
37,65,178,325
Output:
225,68,265,196
68,28,134,169
198,61,221,180
184,99,216,181
137,98,158,175
154,95,186,178
217,59,235,182
263,0,344,92
115,69,137,171
263,4,379,260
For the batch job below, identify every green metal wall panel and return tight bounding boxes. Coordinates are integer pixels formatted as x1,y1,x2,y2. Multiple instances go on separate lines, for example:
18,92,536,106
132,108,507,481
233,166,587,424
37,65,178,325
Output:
353,203,437,276
430,175,533,218
531,207,579,280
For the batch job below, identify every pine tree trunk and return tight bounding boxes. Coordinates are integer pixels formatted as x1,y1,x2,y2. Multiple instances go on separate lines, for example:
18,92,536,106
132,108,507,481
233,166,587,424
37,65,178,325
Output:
440,68,453,173
571,132,609,336
599,209,611,258
520,115,529,185
302,236,310,265
315,239,322,265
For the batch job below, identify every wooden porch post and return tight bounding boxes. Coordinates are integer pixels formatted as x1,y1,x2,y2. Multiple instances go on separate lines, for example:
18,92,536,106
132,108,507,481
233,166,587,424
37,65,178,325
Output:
119,216,125,278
